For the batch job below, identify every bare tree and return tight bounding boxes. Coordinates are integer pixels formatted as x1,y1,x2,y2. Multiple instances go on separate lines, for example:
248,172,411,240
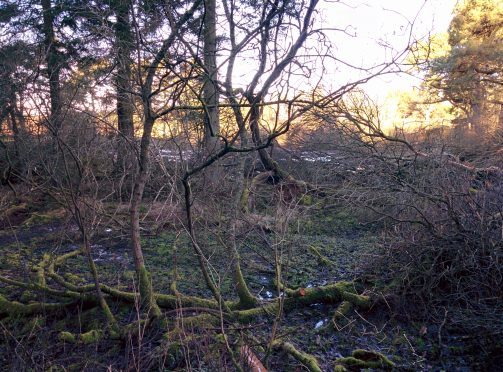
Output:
128,0,204,316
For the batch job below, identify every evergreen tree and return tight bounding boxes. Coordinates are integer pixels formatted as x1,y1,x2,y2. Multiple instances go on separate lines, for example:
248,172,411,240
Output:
426,0,503,135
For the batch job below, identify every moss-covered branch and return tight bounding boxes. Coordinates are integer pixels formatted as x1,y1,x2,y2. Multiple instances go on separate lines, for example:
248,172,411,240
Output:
0,274,83,299
332,300,353,330
234,282,370,323
335,349,395,370
3,249,371,333
0,294,85,317
273,340,322,372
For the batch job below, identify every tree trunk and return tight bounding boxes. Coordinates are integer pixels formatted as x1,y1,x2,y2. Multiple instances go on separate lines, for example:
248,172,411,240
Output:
248,95,289,181
113,0,135,199
129,117,161,317
3,91,25,178
9,108,22,176
202,0,219,153
41,0,62,133
229,124,258,308
114,0,134,140
81,229,119,336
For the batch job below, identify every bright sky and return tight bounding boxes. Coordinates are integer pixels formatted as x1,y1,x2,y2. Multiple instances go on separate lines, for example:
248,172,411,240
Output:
227,0,458,103
317,0,458,100
223,0,459,133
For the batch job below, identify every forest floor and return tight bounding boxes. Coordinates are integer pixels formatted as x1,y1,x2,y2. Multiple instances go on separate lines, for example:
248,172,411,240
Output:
0,198,495,371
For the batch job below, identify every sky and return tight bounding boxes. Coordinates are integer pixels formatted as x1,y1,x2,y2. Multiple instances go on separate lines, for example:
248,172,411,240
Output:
317,0,458,100
223,0,459,132
227,0,459,103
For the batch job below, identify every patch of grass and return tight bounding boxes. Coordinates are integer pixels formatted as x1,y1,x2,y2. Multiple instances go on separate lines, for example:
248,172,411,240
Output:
23,209,66,227
296,205,361,236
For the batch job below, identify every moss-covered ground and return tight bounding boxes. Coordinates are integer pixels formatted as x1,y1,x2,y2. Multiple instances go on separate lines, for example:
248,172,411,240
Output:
0,197,497,371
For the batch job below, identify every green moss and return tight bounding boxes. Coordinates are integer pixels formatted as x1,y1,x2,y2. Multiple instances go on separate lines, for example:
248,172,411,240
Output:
59,331,77,343
178,314,217,329
240,185,250,212
108,327,122,340
299,194,314,206
31,253,51,288
336,357,368,368
298,207,362,236
333,365,347,372
63,273,84,284
235,282,369,323
0,294,28,315
67,363,85,371
308,245,334,267
336,211,357,226
214,333,226,343
340,291,370,309
19,291,36,303
332,300,353,329
336,349,395,370
23,212,60,227
138,265,161,317
156,335,194,370
3,252,23,266
80,329,102,344
155,241,173,256
352,349,395,367
274,341,322,372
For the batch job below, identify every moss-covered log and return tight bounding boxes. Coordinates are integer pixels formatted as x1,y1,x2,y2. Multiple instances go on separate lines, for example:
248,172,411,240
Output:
234,282,370,323
335,349,395,370
33,253,50,287
332,300,353,330
5,247,370,318
0,274,81,299
3,250,371,336
0,294,81,317
273,340,322,372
